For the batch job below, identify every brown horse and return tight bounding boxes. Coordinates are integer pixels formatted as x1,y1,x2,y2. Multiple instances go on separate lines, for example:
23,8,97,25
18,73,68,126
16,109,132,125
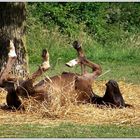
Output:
0,40,131,109
16,72,132,108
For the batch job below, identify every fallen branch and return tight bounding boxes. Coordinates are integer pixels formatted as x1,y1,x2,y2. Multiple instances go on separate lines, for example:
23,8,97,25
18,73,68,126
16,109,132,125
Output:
98,69,111,78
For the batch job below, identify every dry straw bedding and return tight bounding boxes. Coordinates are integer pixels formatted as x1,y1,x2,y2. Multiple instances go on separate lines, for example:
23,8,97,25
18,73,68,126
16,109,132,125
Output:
0,80,139,126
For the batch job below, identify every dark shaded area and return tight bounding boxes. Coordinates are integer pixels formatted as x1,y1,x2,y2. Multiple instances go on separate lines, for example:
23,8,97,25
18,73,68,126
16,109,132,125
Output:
0,39,9,69
6,86,24,110
0,2,26,27
27,2,140,44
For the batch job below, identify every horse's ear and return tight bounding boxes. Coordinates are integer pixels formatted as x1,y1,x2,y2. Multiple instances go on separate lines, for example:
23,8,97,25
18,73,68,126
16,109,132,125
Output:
105,82,109,86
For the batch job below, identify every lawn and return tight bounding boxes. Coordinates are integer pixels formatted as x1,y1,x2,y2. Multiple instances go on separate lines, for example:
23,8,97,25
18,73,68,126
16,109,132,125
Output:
0,123,139,138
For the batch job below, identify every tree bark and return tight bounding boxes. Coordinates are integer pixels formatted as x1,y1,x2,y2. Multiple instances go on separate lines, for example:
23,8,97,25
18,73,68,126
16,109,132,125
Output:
0,2,28,78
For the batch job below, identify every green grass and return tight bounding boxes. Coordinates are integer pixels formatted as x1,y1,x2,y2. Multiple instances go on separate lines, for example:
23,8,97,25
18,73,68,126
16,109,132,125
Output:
98,61,140,84
27,40,140,84
29,59,140,84
0,123,140,138
26,22,140,84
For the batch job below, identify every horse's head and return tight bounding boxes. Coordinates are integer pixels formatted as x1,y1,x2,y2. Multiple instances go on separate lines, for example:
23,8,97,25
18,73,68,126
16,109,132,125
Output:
105,80,120,93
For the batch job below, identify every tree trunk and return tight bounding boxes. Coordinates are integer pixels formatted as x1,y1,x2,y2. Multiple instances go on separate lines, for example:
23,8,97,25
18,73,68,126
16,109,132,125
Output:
0,2,28,78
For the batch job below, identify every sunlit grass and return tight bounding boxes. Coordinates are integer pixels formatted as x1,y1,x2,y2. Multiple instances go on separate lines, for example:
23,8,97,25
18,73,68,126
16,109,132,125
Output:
26,21,140,84
0,123,139,138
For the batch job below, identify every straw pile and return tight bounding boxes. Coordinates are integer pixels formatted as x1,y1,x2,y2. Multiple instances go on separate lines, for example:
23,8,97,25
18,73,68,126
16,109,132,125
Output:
0,80,139,126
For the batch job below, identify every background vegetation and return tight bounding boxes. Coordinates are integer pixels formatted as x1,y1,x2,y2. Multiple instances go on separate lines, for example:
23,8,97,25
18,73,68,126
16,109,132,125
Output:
26,2,140,84
0,3,140,138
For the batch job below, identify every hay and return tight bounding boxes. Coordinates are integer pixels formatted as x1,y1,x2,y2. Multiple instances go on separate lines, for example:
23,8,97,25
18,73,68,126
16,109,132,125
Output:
0,81,139,126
